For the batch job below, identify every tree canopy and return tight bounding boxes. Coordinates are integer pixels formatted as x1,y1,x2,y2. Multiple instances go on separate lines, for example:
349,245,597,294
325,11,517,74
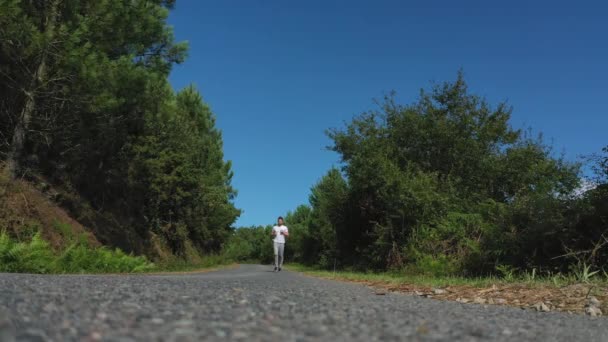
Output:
1,0,239,258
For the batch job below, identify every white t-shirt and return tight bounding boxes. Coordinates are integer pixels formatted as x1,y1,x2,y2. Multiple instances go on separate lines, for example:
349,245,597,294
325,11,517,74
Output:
273,225,288,244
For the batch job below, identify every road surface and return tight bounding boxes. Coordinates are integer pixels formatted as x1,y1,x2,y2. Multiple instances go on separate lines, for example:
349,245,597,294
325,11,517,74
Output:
1,264,606,341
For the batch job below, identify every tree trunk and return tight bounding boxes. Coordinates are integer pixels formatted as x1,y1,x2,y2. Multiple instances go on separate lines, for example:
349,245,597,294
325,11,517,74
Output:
8,0,60,178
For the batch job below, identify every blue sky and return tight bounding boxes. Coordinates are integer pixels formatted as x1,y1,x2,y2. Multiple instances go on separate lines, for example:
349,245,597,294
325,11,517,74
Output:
167,0,608,227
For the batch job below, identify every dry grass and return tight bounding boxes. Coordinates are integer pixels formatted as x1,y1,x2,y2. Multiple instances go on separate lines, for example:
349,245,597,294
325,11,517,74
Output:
288,264,608,315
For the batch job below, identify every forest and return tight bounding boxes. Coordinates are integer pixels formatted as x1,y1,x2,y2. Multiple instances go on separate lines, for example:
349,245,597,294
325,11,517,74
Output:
1,0,239,267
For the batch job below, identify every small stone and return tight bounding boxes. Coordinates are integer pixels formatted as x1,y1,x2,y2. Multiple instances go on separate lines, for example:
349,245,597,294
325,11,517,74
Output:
502,328,512,336
112,337,136,342
456,297,470,304
96,312,107,320
90,331,102,340
375,289,387,295
151,317,165,324
587,297,601,308
533,302,550,312
214,330,227,338
43,302,58,313
602,302,608,314
17,328,48,342
0,310,16,342
414,291,424,296
495,298,507,305
433,288,447,295
473,297,486,304
233,331,248,339
487,298,495,305
585,306,603,317
173,319,194,328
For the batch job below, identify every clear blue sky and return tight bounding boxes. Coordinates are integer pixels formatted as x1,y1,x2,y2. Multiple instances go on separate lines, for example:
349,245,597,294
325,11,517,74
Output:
167,0,607,227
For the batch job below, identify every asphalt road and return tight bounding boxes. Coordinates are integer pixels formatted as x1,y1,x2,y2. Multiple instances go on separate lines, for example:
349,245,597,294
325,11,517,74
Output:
0,264,606,341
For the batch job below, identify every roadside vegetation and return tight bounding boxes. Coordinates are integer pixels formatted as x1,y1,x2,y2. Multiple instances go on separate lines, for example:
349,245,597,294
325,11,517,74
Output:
227,75,608,295
1,0,239,267
287,264,608,289
286,263,608,314
0,232,153,274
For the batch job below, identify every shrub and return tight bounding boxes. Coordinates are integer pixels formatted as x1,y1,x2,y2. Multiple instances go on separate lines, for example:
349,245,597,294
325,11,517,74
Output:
0,232,153,274
0,232,55,273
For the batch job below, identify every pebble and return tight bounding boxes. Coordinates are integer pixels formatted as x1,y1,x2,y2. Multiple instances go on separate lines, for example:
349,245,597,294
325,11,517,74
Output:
585,306,602,317
533,302,551,312
584,296,603,316
232,331,248,339
0,310,15,342
17,328,48,342
433,288,447,295
151,317,165,324
473,297,486,304
43,302,58,313
587,297,601,308
173,319,194,327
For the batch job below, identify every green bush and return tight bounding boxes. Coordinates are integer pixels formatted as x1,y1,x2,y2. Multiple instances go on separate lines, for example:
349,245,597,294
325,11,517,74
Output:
154,253,233,272
222,226,274,264
408,255,459,277
0,232,153,274
56,244,154,273
0,232,55,273
280,73,594,278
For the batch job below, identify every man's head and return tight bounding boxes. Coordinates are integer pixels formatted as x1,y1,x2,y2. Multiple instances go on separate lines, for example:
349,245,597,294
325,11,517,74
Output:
277,216,284,226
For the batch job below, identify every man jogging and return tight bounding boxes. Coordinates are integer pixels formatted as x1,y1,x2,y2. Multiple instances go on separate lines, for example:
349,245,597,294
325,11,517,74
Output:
272,216,289,272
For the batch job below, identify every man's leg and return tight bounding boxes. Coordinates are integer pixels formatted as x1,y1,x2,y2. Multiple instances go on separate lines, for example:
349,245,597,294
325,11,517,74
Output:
278,243,285,269
273,242,279,270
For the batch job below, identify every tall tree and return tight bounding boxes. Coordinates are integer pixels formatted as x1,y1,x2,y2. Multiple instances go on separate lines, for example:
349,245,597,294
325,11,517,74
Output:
1,1,239,258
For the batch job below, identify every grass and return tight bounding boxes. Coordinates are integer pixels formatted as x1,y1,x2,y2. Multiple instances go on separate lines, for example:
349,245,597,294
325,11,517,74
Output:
0,231,154,274
286,263,608,289
0,231,240,274
151,254,236,273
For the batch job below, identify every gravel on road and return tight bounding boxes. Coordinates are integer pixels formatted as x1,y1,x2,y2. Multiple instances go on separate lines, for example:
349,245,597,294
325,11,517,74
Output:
1,264,607,341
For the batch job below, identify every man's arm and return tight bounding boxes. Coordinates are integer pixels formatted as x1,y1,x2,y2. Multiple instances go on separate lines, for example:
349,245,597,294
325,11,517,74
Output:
281,228,289,237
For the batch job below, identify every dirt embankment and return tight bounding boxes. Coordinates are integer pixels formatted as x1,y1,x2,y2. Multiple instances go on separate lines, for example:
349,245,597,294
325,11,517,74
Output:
0,168,100,250
1,166,170,258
